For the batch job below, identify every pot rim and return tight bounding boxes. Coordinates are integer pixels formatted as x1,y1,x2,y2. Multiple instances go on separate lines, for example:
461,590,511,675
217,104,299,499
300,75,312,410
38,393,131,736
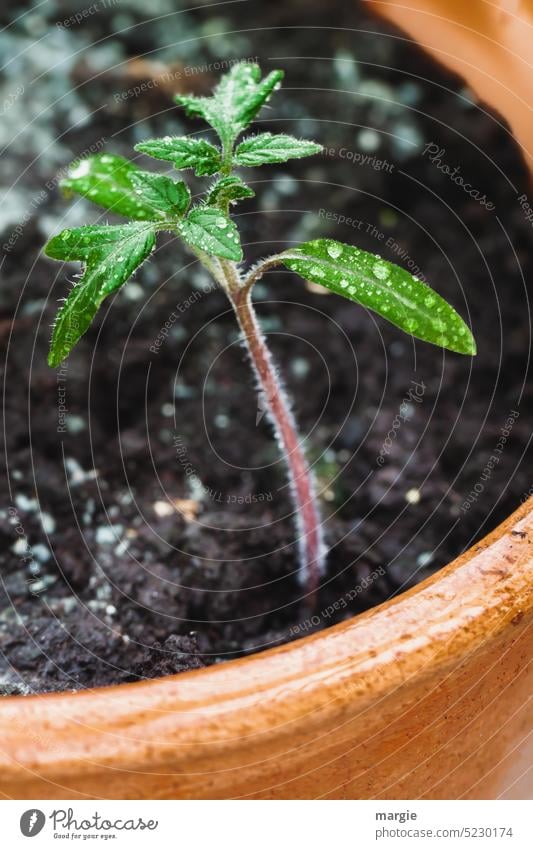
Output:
0,497,532,778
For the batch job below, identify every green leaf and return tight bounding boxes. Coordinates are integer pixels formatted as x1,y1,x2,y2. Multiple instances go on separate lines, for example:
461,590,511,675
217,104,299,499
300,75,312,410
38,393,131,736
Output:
282,239,476,355
135,137,221,176
175,63,284,149
178,207,242,262
234,133,322,166
60,154,154,220
206,175,255,206
59,153,190,220
45,224,156,366
129,171,191,216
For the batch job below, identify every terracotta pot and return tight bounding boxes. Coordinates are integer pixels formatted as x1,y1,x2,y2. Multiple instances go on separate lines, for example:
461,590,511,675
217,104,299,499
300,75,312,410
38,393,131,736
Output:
368,0,533,169
0,497,531,799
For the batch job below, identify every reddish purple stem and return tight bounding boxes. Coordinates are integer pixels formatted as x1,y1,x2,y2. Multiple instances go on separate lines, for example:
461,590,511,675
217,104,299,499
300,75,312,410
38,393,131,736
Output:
230,285,326,599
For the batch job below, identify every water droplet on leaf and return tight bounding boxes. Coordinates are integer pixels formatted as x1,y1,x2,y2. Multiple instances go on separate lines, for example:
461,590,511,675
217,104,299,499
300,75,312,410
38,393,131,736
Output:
372,261,390,280
326,243,342,260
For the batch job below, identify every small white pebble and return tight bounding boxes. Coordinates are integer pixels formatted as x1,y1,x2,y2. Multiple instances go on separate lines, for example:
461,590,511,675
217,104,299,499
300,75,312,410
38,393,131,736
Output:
15,493,38,512
417,551,434,568
276,174,298,196
114,539,129,556
61,597,78,614
399,402,415,421
358,128,381,152
174,382,196,399
153,500,174,517
214,413,229,429
65,457,97,486
12,537,30,555
96,525,123,545
291,358,310,379
32,543,51,563
66,415,86,434
40,512,56,534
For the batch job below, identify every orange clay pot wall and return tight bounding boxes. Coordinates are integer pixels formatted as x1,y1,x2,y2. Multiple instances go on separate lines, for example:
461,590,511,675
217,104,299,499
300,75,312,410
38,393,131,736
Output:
367,0,533,170
0,498,531,799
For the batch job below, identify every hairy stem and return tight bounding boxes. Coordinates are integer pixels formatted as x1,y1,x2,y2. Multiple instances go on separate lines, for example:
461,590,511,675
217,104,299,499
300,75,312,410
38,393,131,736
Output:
228,278,326,599
242,253,286,293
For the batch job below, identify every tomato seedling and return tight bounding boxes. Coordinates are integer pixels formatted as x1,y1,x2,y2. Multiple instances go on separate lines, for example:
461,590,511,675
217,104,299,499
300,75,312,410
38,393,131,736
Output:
44,63,476,598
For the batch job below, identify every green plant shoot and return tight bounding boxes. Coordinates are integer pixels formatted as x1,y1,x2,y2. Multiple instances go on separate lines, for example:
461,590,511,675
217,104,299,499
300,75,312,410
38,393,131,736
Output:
43,63,476,598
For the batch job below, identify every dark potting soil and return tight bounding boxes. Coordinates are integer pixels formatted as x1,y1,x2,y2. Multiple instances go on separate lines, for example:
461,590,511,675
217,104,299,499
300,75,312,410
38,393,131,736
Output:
0,1,531,694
